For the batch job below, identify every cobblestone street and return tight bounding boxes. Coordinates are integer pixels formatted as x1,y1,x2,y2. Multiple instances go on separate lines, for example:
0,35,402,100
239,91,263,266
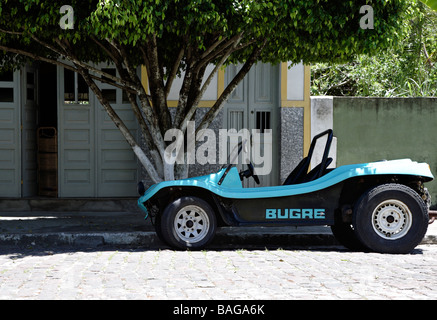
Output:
1,244,437,300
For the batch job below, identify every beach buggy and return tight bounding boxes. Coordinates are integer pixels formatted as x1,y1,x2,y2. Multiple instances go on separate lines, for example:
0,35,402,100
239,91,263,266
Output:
137,129,434,253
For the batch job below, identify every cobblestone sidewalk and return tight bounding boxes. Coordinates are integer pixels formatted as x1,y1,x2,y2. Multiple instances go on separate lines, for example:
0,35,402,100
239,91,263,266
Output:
0,244,436,300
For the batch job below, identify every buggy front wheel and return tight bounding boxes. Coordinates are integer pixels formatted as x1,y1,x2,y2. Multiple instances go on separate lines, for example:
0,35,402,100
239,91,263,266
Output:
160,196,217,250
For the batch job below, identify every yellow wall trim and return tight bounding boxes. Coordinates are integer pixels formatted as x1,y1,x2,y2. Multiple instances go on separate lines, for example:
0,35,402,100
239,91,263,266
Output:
280,63,311,155
141,65,148,94
166,100,217,108
281,62,288,105
217,68,225,98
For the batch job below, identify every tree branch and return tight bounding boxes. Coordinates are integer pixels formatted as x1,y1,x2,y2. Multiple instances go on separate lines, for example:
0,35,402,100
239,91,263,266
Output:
126,91,164,177
423,42,434,67
198,33,244,68
199,34,227,60
91,35,120,63
145,35,172,132
174,63,195,128
196,38,268,135
0,28,23,35
180,33,244,132
165,45,185,98
53,38,139,91
0,44,76,72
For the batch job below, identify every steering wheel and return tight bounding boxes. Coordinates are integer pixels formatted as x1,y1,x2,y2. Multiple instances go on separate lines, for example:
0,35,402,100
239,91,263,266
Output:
247,162,260,184
219,140,261,186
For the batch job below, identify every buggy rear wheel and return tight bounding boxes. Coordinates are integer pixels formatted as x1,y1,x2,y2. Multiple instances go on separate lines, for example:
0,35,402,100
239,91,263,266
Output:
160,196,217,250
353,184,428,254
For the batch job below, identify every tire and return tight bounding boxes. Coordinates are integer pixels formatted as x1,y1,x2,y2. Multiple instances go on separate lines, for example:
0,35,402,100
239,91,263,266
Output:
331,222,369,252
153,214,170,246
160,196,217,250
353,184,428,254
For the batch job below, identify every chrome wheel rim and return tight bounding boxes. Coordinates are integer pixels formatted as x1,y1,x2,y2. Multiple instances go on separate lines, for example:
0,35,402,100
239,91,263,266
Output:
174,205,210,243
371,199,412,240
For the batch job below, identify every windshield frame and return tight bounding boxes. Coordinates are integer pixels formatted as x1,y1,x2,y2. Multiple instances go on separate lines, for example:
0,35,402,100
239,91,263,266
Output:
218,139,248,185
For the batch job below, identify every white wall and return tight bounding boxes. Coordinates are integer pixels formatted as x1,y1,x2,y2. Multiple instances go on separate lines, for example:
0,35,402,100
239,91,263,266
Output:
167,64,218,101
310,96,337,169
286,62,305,101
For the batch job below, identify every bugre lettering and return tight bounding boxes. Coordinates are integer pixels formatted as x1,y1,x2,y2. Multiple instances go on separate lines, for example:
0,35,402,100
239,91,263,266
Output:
266,208,325,219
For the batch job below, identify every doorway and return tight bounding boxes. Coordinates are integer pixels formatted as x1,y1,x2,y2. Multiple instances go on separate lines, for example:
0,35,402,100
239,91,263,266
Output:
223,63,280,187
36,63,58,197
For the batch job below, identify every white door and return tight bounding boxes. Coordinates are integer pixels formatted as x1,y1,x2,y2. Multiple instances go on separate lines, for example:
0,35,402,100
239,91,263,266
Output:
0,70,21,197
58,66,95,197
94,64,140,197
57,64,140,197
223,63,279,187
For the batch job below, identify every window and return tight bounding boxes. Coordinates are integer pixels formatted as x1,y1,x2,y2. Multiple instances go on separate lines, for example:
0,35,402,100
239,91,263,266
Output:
0,88,13,102
63,65,132,105
0,70,13,82
101,68,117,104
122,90,130,104
229,110,244,131
64,69,75,103
101,68,116,81
101,67,132,104
255,111,271,134
77,75,89,103
63,68,89,104
0,70,14,102
101,89,117,103
26,72,34,85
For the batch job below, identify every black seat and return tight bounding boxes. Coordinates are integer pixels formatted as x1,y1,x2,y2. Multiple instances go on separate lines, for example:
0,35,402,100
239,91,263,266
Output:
283,157,332,185
282,157,310,185
302,157,333,183
282,129,334,186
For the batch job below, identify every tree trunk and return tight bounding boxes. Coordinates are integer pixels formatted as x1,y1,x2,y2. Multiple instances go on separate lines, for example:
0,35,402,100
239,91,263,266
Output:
77,66,164,184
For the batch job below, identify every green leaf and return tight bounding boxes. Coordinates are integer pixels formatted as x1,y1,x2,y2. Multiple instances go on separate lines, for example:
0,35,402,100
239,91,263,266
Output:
422,0,437,11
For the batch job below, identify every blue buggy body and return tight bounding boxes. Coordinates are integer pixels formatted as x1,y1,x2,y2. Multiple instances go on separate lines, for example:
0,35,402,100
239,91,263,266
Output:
137,130,434,253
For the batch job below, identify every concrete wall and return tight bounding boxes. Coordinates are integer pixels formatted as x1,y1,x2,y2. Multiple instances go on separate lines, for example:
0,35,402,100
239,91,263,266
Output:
332,97,437,207
279,107,304,183
311,97,337,169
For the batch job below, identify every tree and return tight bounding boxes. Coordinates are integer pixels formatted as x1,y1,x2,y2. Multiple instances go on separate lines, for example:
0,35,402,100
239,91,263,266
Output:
423,0,437,10
0,0,414,184
311,1,437,97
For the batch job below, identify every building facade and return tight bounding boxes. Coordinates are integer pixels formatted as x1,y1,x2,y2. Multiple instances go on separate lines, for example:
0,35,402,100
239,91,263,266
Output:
0,62,311,198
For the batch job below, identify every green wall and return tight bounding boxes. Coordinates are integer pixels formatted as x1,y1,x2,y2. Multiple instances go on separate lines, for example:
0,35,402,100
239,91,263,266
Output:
333,97,437,208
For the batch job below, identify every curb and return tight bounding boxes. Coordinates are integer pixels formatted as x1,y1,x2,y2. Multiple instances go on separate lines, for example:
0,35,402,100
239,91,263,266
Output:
0,232,157,248
1,229,435,249
0,230,337,249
